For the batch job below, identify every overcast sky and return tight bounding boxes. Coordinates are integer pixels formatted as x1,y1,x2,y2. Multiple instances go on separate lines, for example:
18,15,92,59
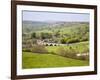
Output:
22,11,90,22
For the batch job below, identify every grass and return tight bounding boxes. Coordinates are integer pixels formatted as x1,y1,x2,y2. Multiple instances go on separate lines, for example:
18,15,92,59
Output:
22,52,89,69
46,41,89,54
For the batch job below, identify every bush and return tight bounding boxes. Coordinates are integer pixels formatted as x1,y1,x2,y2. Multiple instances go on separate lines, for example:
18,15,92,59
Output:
31,32,36,38
60,38,67,44
49,51,56,55
22,48,31,52
67,38,80,43
40,32,52,39
32,45,48,53
65,51,76,58
56,47,66,56
56,47,77,57
55,47,89,60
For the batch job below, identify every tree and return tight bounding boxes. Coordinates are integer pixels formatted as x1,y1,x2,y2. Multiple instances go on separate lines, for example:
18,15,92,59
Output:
40,32,52,39
60,38,66,44
67,38,79,43
31,32,36,38
54,30,60,37
32,45,48,53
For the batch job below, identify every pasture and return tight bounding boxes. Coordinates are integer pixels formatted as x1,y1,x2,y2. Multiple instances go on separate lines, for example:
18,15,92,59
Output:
22,52,89,69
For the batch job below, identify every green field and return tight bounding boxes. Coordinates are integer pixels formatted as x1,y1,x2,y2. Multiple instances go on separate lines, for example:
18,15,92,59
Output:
46,41,89,54
22,52,89,69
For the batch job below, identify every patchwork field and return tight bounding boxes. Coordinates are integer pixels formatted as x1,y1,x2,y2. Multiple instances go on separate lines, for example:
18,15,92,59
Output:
22,52,89,69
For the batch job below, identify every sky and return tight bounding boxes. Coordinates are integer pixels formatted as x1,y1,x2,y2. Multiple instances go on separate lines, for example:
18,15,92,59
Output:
22,11,90,22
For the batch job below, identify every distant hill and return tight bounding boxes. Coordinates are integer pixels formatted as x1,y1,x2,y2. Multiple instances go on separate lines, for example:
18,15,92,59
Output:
22,20,89,33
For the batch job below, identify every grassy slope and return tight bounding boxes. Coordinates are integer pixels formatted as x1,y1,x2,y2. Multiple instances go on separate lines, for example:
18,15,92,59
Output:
22,52,89,69
46,41,89,54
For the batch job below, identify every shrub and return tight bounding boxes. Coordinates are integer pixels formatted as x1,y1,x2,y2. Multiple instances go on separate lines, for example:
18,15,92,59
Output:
22,48,31,52
64,49,77,59
50,51,56,55
67,38,80,43
65,52,76,58
31,32,36,38
32,45,48,53
56,47,66,56
60,38,67,44
40,32,52,39
55,47,88,60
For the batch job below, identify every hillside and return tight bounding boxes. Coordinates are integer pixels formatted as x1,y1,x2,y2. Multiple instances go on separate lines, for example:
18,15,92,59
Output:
22,52,89,69
22,21,89,68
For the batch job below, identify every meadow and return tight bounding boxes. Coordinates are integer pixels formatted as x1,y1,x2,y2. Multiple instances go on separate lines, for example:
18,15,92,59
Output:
22,52,89,69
